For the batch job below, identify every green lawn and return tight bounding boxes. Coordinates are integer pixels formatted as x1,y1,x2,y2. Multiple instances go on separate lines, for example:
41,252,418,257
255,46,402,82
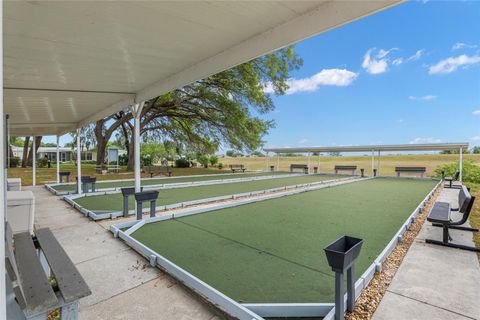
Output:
73,174,340,212
52,171,289,192
131,178,437,304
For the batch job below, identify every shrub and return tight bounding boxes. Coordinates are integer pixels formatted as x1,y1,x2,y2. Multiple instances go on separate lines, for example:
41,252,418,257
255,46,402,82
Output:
9,156,20,168
197,155,209,168
141,154,153,167
209,155,219,166
36,157,49,168
218,162,223,170
435,161,480,184
175,158,190,168
118,154,128,166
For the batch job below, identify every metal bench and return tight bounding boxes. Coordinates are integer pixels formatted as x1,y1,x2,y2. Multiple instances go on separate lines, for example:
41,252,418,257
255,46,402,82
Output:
146,165,172,178
290,164,308,174
334,165,357,175
426,185,479,252
443,170,460,188
395,166,426,178
5,224,91,319
59,171,71,183
229,164,246,173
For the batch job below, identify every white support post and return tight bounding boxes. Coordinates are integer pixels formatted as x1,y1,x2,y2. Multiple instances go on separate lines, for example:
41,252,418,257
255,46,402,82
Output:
317,154,321,174
307,152,311,174
56,135,60,184
459,147,463,182
132,102,145,193
0,21,7,315
76,128,82,194
371,150,374,177
377,151,380,176
265,151,269,172
32,136,36,186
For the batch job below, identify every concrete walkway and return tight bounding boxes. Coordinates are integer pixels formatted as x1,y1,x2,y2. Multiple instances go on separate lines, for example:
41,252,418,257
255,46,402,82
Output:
29,186,222,320
373,187,480,320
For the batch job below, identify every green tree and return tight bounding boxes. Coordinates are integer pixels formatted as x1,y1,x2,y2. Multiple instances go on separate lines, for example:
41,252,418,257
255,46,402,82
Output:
209,155,219,166
141,142,166,165
471,146,480,154
89,47,302,170
197,155,210,168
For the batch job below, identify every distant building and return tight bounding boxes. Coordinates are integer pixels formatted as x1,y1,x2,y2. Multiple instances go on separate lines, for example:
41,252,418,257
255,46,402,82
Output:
10,146,96,163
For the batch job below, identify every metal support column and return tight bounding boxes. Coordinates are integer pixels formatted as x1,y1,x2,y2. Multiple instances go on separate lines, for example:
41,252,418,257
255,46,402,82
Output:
377,151,380,176
56,135,60,184
32,136,36,186
371,150,374,177
318,154,321,174
459,147,463,182
132,102,145,193
307,152,311,174
76,128,82,195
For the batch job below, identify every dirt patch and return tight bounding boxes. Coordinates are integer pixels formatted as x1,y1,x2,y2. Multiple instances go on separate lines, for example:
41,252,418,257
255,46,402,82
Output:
345,185,442,320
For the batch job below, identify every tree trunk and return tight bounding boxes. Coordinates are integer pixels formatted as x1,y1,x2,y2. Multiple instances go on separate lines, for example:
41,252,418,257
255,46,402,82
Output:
21,136,30,167
27,136,42,166
95,120,107,165
127,139,135,171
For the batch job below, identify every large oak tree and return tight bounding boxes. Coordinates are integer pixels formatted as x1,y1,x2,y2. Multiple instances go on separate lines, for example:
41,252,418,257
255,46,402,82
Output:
91,47,301,170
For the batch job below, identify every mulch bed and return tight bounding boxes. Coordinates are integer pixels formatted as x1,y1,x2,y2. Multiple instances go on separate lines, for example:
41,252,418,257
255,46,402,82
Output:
345,185,442,320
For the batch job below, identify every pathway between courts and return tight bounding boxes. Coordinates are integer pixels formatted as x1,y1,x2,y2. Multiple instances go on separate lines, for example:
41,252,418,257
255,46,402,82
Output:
373,187,480,320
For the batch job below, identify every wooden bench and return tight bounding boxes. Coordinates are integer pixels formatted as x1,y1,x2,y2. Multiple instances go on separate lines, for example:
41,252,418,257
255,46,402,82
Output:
334,165,357,175
395,166,426,178
426,185,478,252
290,164,308,174
229,164,246,173
5,224,91,319
146,165,172,177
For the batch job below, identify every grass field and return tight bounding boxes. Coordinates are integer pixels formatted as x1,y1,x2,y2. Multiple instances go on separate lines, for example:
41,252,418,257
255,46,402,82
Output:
8,154,480,186
7,164,226,186
131,178,438,304
51,171,289,192
74,174,340,212
222,154,480,177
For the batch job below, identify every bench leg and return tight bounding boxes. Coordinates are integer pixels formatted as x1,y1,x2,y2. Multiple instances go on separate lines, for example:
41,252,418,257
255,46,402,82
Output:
432,223,479,232
426,225,480,252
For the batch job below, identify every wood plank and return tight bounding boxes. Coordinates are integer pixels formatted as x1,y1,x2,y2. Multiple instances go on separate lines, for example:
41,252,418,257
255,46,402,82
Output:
13,232,58,316
35,228,91,303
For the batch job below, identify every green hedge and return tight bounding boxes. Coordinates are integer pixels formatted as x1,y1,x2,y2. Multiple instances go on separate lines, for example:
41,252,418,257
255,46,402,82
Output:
435,160,480,184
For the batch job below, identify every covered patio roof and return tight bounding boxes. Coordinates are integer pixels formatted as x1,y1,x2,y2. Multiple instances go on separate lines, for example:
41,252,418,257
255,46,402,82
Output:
4,0,402,136
264,142,470,153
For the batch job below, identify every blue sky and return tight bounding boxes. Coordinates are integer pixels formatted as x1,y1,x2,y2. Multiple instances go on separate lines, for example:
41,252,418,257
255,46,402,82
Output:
49,1,479,151
263,0,480,150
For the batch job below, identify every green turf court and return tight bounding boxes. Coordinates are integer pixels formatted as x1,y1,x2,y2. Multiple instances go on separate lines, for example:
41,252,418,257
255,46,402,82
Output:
73,174,340,212
130,178,437,304
52,171,291,192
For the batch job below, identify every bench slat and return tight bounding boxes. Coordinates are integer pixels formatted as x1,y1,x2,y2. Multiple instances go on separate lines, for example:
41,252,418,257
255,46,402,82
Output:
13,232,58,316
334,165,357,170
395,167,426,172
36,228,91,303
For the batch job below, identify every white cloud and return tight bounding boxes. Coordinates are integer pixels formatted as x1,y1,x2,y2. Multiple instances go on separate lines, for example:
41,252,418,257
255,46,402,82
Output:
469,136,480,141
429,54,480,74
472,110,480,116
298,138,309,144
408,95,437,101
452,42,478,50
362,48,392,74
265,69,358,95
408,49,425,61
392,58,403,66
409,137,442,144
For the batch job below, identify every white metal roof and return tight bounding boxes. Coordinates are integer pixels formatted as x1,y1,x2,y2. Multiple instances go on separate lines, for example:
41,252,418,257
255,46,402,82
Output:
4,0,402,136
264,143,470,153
